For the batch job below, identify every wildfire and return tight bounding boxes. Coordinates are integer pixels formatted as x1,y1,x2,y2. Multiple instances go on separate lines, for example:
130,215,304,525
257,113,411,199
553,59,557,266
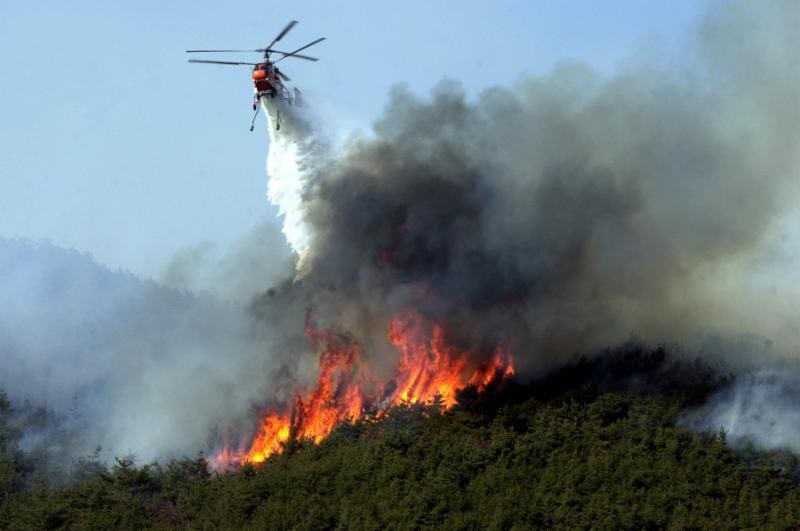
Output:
211,310,514,469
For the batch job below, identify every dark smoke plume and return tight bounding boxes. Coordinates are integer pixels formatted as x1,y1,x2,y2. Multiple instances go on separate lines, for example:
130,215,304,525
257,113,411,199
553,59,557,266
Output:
259,0,800,383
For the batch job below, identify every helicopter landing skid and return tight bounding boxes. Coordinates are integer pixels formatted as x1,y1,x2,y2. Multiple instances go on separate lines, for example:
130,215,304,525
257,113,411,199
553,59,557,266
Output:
249,98,260,131
250,93,282,131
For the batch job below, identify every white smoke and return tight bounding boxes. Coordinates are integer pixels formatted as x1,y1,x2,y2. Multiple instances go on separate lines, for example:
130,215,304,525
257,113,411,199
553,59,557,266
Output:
684,371,800,454
0,239,280,467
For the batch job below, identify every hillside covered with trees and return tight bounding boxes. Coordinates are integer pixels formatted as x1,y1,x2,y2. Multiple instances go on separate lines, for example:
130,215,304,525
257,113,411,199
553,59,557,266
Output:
2,351,800,530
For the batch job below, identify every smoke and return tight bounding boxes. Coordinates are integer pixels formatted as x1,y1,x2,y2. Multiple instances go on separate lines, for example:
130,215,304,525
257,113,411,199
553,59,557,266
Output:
0,239,281,467
2,0,800,468
246,0,800,457
259,0,800,382
683,370,800,453
161,220,294,303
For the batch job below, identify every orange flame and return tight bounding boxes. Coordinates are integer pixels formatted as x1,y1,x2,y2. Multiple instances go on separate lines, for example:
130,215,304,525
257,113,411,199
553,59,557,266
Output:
212,310,514,469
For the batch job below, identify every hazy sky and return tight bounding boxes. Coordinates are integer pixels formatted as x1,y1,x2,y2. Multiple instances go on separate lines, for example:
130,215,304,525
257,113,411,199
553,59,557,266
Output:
0,0,709,279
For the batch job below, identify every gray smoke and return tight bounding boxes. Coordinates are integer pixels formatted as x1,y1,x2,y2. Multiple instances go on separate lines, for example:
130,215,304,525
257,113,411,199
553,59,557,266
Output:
173,0,800,454
3,0,800,467
684,370,800,453
162,219,294,303
0,239,281,467
259,0,800,382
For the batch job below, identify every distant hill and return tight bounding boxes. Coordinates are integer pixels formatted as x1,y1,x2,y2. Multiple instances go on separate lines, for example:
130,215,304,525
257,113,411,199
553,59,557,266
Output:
0,238,274,466
0,237,211,403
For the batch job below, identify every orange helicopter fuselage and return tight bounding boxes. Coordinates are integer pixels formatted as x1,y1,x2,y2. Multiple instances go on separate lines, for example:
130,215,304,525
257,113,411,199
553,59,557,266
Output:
251,62,282,95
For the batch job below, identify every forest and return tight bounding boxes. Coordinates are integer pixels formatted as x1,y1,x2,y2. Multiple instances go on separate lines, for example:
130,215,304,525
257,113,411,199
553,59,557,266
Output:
2,349,800,530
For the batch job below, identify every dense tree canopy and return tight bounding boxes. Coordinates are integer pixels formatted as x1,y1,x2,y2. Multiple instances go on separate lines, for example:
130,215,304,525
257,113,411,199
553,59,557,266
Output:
2,374,800,530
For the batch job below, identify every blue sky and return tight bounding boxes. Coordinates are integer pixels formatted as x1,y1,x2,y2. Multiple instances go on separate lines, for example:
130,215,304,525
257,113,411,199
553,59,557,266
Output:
0,0,709,279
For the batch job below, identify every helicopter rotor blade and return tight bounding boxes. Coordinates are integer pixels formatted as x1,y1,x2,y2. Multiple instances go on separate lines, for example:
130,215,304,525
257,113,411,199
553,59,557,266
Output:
277,70,291,82
266,20,298,52
188,59,259,65
268,49,318,61
186,49,258,53
274,37,325,63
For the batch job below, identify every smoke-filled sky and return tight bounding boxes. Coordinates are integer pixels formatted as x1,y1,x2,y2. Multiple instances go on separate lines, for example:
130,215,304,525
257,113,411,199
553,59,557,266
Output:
0,0,709,279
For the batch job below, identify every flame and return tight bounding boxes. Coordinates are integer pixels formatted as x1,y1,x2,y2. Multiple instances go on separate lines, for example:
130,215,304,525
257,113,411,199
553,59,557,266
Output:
213,310,514,469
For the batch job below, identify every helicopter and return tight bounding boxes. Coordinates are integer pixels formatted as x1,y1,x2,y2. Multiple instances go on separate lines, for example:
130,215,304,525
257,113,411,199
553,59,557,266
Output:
187,21,324,131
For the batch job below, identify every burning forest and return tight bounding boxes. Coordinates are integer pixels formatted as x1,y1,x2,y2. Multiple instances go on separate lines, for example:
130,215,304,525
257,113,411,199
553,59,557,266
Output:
0,0,800,529
203,0,800,470
213,309,514,467
3,1,800,527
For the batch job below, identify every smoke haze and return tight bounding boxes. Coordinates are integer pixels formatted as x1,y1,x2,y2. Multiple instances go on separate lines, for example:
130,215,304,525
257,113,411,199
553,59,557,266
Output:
684,370,800,453
0,239,280,465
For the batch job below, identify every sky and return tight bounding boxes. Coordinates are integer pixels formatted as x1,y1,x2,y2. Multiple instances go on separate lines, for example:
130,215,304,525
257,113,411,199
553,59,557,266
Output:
0,0,710,280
